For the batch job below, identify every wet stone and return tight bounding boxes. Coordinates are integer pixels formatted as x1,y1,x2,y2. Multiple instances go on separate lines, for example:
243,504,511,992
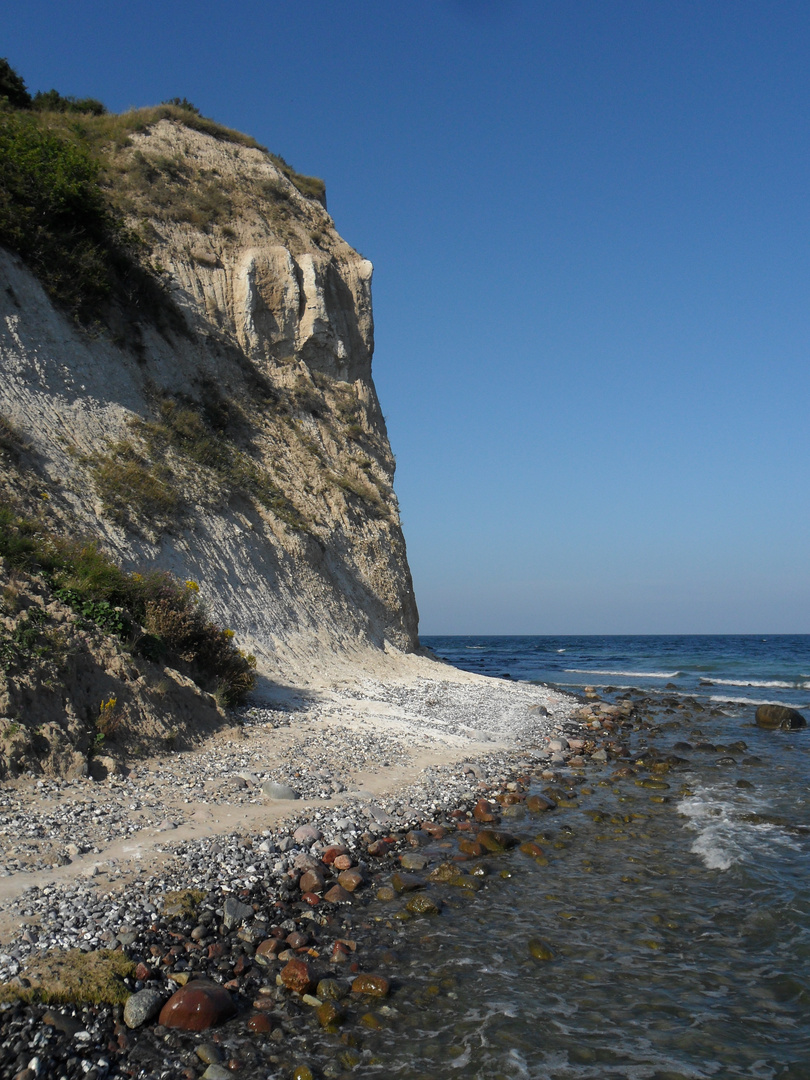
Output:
391,871,424,892
352,973,390,997
528,938,554,961
324,884,353,904
406,894,442,915
399,852,428,870
158,980,236,1031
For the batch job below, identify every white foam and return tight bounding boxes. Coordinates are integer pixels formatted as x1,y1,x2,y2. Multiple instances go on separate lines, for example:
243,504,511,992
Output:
708,694,790,706
704,677,797,689
678,785,801,871
564,668,680,679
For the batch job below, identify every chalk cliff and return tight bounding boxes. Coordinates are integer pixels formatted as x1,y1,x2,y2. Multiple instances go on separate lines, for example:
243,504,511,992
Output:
0,114,419,686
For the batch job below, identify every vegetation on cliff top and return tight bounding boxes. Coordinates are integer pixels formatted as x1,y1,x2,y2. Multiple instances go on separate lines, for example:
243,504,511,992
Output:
0,57,325,322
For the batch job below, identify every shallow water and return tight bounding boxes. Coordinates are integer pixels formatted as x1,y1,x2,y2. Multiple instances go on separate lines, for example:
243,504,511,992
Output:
345,692,810,1079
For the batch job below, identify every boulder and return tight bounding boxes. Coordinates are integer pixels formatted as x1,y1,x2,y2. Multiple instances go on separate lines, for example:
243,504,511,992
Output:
755,705,806,730
158,980,235,1031
261,782,299,799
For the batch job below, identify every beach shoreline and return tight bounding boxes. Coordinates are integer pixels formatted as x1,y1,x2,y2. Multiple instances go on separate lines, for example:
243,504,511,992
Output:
0,658,577,942
0,657,592,1078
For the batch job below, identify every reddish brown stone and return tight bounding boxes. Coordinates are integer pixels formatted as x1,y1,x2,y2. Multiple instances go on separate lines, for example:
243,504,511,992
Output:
331,941,351,963
207,943,227,960
458,838,484,857
420,821,447,838
324,884,353,904
351,973,390,998
299,869,325,894
255,938,285,964
158,980,236,1031
247,1013,274,1033
477,829,519,853
286,931,311,949
279,959,315,995
233,954,251,977
496,792,523,806
391,871,423,893
526,795,555,813
519,841,546,858
301,892,321,907
134,963,151,981
333,854,354,871
337,868,364,892
473,798,497,823
322,844,349,864
366,838,394,856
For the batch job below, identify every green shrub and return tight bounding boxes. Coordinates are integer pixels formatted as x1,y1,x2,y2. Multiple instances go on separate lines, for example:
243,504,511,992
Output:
32,89,106,115
0,110,122,318
0,58,31,109
0,508,257,704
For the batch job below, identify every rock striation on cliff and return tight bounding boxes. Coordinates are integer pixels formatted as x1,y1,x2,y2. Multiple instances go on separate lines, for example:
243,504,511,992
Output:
0,112,419,690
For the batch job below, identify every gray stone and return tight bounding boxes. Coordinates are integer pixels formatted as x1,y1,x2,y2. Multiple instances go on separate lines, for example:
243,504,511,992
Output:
196,1043,223,1064
293,824,322,845
222,897,254,929
261,782,299,800
399,853,428,871
202,1067,232,1080
123,988,164,1029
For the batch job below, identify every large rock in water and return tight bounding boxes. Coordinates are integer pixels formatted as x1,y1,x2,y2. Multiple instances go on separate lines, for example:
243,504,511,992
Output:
755,705,806,730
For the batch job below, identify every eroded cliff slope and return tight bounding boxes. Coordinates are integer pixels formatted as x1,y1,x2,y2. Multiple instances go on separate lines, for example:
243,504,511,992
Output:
0,112,419,686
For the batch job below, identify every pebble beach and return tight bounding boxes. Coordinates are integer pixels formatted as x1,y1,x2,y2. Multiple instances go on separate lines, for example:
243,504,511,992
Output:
0,670,583,1080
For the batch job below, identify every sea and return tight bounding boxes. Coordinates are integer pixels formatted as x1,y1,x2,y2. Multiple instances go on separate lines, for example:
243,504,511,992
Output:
343,636,810,1080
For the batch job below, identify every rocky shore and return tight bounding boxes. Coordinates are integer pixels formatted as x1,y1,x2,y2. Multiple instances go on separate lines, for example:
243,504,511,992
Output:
0,669,606,1079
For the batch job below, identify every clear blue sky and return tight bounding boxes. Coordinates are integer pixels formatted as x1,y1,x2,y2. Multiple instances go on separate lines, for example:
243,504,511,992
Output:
6,2,810,633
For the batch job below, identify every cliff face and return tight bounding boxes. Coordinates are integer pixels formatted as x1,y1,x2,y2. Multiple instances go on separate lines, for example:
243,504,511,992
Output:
0,117,419,683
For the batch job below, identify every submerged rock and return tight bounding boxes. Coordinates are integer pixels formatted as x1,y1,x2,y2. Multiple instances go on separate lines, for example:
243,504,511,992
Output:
528,938,554,961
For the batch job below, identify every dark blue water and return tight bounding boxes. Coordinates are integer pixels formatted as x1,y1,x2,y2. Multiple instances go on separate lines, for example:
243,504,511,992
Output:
423,634,810,710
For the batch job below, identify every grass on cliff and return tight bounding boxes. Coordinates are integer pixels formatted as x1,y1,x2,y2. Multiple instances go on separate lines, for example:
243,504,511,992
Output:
87,394,308,534
0,57,325,322
0,506,257,705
